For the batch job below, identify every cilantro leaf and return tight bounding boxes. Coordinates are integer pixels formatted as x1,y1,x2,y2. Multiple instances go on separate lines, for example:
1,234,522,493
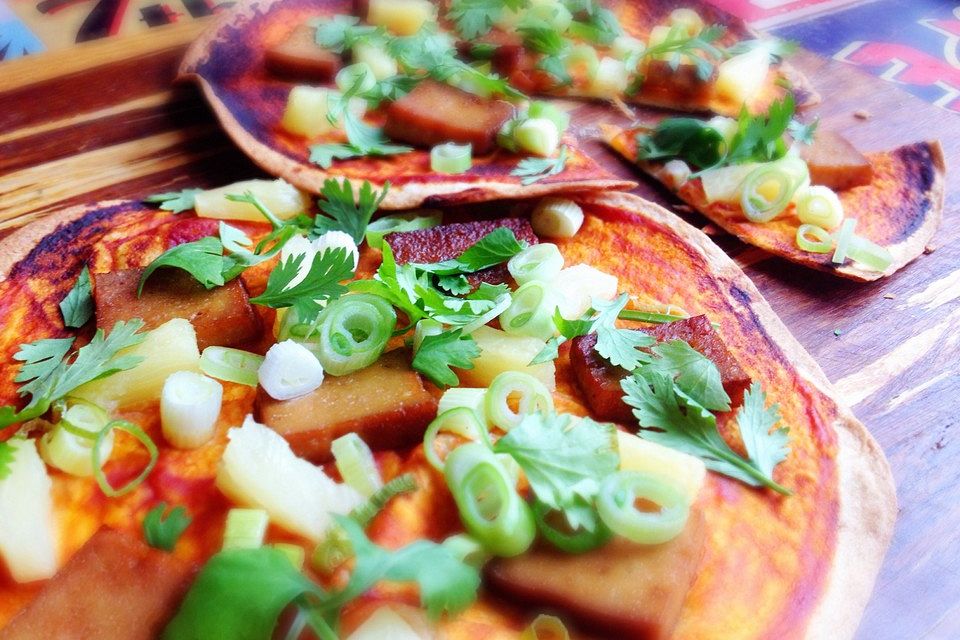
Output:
314,14,382,53
621,370,791,494
250,247,355,311
640,339,730,411
511,145,568,185
635,118,727,169
788,117,819,146
349,244,427,322
640,24,726,82
494,413,618,528
529,308,594,364
311,179,388,245
59,266,93,329
519,25,568,57
448,0,506,39
415,228,526,275
437,274,471,295
143,502,192,552
725,94,795,165
592,294,654,371
144,188,203,214
0,440,16,480
737,382,790,478
567,8,622,45
138,236,226,295
309,115,413,169
412,329,480,387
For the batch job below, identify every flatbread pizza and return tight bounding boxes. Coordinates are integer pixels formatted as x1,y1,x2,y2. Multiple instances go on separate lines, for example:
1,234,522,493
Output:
0,180,895,639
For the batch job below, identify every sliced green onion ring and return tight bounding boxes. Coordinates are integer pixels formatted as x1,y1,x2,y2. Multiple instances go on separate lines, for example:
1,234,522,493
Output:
532,500,612,554
424,407,491,472
199,346,264,386
461,293,512,334
437,387,487,423
831,218,857,265
316,293,396,376
795,185,842,229
444,443,536,557
847,234,894,272
441,533,490,568
332,432,382,498
795,223,834,254
59,401,109,440
431,143,473,174
365,211,442,249
527,101,571,136
92,420,159,498
222,508,269,550
522,614,571,640
596,470,690,545
500,281,556,340
507,243,564,285
740,165,798,223
485,371,554,432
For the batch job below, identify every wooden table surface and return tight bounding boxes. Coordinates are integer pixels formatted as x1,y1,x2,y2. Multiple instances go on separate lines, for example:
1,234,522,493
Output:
1,19,958,640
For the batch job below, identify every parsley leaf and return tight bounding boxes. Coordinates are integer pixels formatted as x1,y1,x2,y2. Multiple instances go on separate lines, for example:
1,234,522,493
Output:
639,339,730,411
143,503,192,552
621,370,790,494
529,309,594,364
309,115,413,169
144,188,203,214
0,320,146,429
412,329,480,387
494,412,618,529
414,228,526,275
737,382,790,478
635,118,727,169
138,236,225,295
592,294,654,371
448,0,513,39
314,15,382,53
437,274,472,295
0,440,16,480
511,145,568,185
59,266,93,329
641,24,726,81
788,117,819,146
250,247,355,311
311,179,388,245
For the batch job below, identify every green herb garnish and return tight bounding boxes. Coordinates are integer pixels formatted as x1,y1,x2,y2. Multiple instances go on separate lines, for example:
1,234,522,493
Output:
60,266,93,329
412,328,480,387
311,179,389,245
144,188,203,214
144,503,192,552
511,145,568,185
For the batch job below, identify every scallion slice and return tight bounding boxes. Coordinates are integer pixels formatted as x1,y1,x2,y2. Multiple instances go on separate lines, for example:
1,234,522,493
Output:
58,401,109,440
522,614,571,640
222,508,269,550
532,500,612,554
514,118,560,157
92,420,158,498
795,185,843,230
461,293,512,334
444,442,536,557
795,223,834,254
500,281,556,340
331,433,382,498
507,243,564,285
740,165,798,223
160,371,223,450
199,346,264,387
847,234,894,272
270,543,305,570
430,143,473,174
437,387,488,424
364,210,442,249
441,533,490,568
485,371,554,432
315,293,396,376
423,407,490,472
527,101,570,136
40,422,113,477
831,218,858,264
596,471,690,545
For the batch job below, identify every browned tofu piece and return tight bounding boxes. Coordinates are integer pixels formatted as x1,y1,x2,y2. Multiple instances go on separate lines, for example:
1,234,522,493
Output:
256,349,439,462
799,129,873,191
640,60,716,106
486,508,706,639
93,268,261,350
1,529,194,640
265,24,341,82
383,80,515,154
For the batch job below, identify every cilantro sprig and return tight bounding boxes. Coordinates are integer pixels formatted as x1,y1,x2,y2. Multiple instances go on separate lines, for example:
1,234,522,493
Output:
412,329,481,387
144,503,192,552
413,227,526,276
511,145,568,185
311,179,388,244
449,0,525,39
144,188,203,214
250,247,355,313
640,24,726,82
60,266,93,329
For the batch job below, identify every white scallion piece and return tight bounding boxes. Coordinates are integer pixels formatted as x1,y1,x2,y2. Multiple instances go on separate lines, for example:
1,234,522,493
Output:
531,198,584,238
551,264,618,320
39,423,113,478
331,433,383,498
0,438,57,583
258,340,325,401
161,371,224,449
514,118,560,157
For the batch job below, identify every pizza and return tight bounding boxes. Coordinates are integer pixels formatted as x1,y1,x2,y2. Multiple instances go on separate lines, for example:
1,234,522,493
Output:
178,0,817,208
0,180,895,639
602,116,945,280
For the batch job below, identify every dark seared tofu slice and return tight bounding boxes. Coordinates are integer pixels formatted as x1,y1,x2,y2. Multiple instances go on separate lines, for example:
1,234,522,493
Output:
266,24,341,82
486,507,706,640
569,315,751,422
799,130,873,191
383,80,515,154
256,349,438,462
1,529,194,640
385,218,537,288
93,268,261,351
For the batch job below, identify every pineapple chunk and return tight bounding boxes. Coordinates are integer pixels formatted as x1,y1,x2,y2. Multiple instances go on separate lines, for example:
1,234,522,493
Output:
715,47,771,108
353,42,399,81
585,57,629,98
280,86,367,139
346,607,427,640
617,431,706,503
216,416,362,541
367,0,437,36
194,179,311,223
698,163,762,204
669,8,704,36
0,439,57,583
74,319,200,408
551,264,618,320
458,326,555,391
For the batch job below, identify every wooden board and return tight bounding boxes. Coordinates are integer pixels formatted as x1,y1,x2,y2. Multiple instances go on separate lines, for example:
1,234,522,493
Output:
0,20,958,640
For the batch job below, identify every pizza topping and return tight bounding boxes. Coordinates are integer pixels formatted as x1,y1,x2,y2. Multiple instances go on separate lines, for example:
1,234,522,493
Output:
799,128,874,191
508,241,564,285
383,80,515,154
0,438,56,583
39,404,113,477
144,187,204,214
832,217,857,265
194,179,311,222
281,85,367,139
59,265,94,329
222,508,270,550
258,340,325,401
308,293,396,376
795,223,834,254
796,184,844,230
485,371,554,432
412,328,481,387
143,503,193,553
160,371,223,449
845,234,894,272
199,346,263,386
367,0,437,36
531,197,584,238
511,144,569,184
501,281,557,340
617,431,706,504
430,142,473,174
266,24,342,82
740,162,799,222
596,470,691,545
332,432,383,497
460,325,556,389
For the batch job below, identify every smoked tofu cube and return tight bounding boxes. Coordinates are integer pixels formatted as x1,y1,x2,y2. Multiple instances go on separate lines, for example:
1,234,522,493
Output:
0,529,194,640
92,268,261,351
265,24,341,82
256,349,438,462
799,129,874,191
383,80,515,154
569,315,751,422
485,507,706,640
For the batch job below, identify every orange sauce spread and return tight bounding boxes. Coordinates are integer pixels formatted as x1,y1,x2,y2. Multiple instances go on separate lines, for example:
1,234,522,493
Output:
0,203,839,637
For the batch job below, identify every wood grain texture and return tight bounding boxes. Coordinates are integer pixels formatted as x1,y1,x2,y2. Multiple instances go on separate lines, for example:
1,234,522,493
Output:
0,24,957,640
